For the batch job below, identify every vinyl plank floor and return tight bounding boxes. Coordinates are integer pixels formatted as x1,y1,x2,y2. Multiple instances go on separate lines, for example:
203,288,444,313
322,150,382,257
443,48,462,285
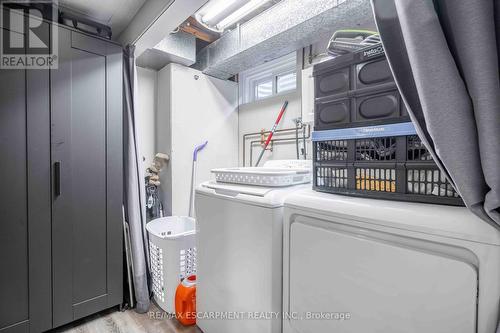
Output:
51,304,203,333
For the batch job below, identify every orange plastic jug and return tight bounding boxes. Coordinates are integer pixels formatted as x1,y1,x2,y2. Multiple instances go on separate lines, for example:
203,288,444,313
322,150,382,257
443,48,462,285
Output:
175,275,197,325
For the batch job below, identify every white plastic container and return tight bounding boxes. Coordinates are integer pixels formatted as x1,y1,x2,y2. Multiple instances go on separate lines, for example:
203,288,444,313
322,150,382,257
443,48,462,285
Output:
146,216,197,313
262,159,312,169
212,160,312,187
211,168,311,187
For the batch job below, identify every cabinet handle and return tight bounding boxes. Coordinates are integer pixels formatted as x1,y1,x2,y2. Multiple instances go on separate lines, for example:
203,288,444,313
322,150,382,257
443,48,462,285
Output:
54,161,61,197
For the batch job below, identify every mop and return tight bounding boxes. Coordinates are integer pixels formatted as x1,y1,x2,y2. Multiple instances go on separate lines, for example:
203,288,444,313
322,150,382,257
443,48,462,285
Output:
189,141,208,217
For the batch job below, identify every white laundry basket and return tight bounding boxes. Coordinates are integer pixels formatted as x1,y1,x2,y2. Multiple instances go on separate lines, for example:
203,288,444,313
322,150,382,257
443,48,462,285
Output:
146,216,197,313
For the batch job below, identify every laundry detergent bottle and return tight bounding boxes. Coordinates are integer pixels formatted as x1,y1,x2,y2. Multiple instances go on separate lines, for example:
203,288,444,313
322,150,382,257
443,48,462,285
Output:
175,275,197,325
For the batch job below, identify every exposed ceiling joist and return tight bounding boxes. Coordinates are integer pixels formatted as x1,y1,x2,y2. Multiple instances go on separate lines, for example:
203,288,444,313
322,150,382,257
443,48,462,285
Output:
179,17,219,43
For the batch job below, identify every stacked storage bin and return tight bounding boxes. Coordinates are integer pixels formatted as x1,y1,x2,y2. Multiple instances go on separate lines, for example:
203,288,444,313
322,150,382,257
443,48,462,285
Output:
312,44,462,205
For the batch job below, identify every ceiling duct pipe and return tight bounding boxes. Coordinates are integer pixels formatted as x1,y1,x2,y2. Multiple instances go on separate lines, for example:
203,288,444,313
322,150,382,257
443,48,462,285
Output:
193,0,376,79
136,31,196,69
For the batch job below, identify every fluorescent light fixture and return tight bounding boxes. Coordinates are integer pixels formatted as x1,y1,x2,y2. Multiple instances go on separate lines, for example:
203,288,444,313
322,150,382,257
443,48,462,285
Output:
216,0,271,30
195,0,272,33
201,0,238,24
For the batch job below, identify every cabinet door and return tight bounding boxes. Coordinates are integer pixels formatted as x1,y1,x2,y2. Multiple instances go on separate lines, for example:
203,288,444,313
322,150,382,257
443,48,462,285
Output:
51,28,123,327
0,25,52,333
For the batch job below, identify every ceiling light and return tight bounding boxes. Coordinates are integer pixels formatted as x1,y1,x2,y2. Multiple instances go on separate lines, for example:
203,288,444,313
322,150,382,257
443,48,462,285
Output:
196,0,248,27
216,0,271,31
201,0,237,23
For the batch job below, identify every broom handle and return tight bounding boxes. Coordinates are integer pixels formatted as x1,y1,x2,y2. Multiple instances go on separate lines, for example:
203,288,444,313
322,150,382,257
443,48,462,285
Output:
255,101,288,166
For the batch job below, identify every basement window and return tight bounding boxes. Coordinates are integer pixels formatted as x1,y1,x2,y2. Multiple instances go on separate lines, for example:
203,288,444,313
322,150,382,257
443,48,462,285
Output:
255,79,273,99
239,52,298,104
276,71,297,94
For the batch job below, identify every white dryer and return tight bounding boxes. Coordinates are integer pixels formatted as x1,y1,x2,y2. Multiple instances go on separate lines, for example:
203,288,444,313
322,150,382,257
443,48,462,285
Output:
195,179,309,333
283,189,500,333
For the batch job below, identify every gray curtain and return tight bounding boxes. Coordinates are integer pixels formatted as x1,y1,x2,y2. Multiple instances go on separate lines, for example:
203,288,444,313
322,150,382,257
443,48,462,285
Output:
123,45,151,313
371,0,500,228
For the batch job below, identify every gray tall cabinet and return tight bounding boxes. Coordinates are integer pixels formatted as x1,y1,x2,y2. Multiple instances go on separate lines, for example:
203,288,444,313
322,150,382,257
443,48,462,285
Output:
0,19,123,333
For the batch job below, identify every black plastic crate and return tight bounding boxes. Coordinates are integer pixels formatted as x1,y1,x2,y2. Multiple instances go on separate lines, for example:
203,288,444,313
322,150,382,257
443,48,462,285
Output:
313,44,409,130
313,134,463,206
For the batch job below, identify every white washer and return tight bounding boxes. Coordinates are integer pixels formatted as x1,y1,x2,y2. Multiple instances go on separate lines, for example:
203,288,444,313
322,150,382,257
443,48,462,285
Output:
283,189,500,333
195,180,309,333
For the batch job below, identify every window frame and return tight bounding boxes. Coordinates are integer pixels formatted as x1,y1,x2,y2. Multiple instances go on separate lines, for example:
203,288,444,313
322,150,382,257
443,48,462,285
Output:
275,70,297,94
254,77,274,100
239,52,298,104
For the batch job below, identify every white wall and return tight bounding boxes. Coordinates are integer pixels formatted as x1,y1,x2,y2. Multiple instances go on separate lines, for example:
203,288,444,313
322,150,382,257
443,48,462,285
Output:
238,90,311,167
157,64,239,216
136,67,158,171
137,59,314,217
237,49,317,167
137,63,239,217
139,62,312,172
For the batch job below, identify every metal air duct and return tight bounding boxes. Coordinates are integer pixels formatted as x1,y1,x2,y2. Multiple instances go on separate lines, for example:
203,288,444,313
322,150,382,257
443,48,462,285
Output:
194,0,375,79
